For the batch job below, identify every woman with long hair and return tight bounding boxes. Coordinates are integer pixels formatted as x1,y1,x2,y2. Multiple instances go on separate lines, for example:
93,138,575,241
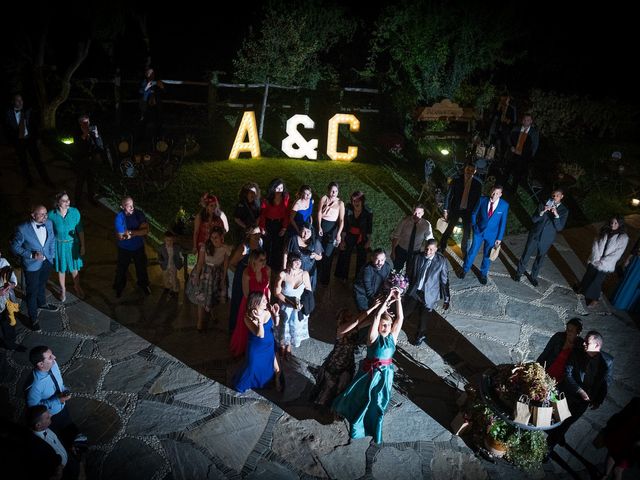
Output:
234,291,282,393
577,215,629,307
332,289,403,443
317,182,345,285
288,185,314,237
229,249,271,357
186,226,230,332
335,191,372,281
234,182,261,232
48,192,85,301
283,222,323,291
259,178,289,271
192,193,229,252
275,253,312,360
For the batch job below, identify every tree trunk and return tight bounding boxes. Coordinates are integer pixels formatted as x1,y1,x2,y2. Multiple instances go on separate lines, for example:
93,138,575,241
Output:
36,40,91,131
259,79,270,139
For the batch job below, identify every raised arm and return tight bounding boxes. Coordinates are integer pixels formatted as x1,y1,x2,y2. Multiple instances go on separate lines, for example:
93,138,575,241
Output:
390,289,404,343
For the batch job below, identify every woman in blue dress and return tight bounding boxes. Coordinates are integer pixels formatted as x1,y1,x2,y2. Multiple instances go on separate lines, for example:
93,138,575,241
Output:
48,192,85,302
612,239,640,312
288,185,314,237
234,291,283,393
332,288,404,443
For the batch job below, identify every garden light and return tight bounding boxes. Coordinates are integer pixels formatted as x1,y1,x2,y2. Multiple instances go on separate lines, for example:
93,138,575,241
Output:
440,148,450,156
631,198,640,207
60,137,74,145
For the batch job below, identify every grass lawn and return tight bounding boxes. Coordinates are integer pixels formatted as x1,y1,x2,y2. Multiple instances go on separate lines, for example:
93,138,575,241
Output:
124,157,424,249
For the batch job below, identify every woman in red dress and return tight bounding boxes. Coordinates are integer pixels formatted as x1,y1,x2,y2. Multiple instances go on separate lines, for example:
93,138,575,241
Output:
229,249,271,357
192,193,229,252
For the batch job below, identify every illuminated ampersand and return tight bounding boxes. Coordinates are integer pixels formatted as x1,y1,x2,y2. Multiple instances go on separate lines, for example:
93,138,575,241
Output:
326,114,360,161
281,114,318,160
229,111,261,159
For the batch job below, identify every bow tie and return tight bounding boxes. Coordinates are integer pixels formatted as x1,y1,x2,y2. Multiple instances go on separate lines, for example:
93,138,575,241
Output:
36,224,45,229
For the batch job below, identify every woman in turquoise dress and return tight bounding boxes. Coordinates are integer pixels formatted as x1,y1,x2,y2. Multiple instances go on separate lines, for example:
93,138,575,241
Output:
332,288,404,443
234,291,282,393
48,192,85,301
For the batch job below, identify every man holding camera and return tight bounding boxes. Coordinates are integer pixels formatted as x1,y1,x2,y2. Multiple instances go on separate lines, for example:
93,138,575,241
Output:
514,189,568,286
73,114,104,207
25,346,85,449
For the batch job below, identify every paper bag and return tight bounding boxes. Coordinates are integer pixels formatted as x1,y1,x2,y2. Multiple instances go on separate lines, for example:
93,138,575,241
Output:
489,244,501,261
552,392,572,422
514,395,531,425
532,401,553,427
450,411,470,436
436,218,448,234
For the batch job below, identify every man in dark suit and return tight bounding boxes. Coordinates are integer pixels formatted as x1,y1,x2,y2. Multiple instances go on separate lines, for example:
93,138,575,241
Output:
10,206,59,330
4,94,54,188
73,114,104,207
461,185,509,284
504,113,539,194
548,330,613,449
353,248,391,311
515,189,569,286
440,163,483,256
404,239,450,346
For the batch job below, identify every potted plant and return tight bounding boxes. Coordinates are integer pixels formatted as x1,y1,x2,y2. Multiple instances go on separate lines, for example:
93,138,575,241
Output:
484,414,512,458
505,430,548,471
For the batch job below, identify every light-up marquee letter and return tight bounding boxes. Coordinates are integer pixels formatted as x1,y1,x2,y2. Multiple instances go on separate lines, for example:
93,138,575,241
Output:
281,114,318,159
326,114,360,162
229,111,261,159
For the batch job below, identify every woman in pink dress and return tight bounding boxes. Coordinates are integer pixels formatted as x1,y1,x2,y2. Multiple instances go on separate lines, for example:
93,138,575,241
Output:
229,249,270,357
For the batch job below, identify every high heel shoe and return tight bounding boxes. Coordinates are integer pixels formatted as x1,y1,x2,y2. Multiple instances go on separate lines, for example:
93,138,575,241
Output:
59,289,66,303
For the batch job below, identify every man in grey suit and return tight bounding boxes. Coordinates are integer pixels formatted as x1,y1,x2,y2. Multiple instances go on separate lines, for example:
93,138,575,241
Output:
515,189,569,286
404,239,450,346
10,206,59,331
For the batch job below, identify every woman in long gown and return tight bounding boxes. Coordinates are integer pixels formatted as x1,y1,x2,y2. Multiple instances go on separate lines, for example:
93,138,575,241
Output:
227,227,263,332
332,289,403,443
312,300,382,409
335,191,372,282
259,178,289,272
229,249,270,357
275,253,312,359
48,192,85,301
234,291,282,393
288,185,314,237
612,239,640,312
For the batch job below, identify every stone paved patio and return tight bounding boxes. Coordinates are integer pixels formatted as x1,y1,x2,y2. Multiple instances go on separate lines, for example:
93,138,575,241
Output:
2,147,640,479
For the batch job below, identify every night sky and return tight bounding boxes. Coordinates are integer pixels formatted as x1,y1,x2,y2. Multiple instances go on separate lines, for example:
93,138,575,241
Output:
2,1,636,102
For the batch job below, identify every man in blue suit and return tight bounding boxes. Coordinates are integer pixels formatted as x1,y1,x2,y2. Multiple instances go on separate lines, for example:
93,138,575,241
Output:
461,185,509,284
11,205,59,330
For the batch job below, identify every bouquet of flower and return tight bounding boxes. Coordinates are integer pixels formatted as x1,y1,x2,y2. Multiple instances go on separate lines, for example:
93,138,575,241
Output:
382,270,410,296
493,362,557,404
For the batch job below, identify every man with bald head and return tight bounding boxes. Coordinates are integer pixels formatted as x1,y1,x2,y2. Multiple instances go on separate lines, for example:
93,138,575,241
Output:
113,196,150,297
11,206,59,331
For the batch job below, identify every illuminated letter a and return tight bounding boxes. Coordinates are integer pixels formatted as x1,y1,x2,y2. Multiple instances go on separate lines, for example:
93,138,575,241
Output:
229,111,261,159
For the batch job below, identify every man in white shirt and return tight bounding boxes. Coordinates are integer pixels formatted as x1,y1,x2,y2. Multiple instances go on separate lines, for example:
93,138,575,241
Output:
27,405,81,479
4,94,54,188
390,204,433,271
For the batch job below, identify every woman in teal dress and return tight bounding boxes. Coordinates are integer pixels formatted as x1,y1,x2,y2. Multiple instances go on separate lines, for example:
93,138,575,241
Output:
613,239,640,312
332,288,404,443
48,192,85,301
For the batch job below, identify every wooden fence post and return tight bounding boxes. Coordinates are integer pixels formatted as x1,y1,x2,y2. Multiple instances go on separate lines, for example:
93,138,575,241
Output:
207,71,219,125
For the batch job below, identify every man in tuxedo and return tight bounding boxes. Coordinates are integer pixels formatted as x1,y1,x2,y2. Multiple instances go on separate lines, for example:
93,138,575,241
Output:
461,185,509,284
548,331,613,448
10,206,59,330
515,189,569,286
4,94,54,188
404,239,450,346
504,113,539,194
439,163,482,256
353,248,391,311
390,204,433,271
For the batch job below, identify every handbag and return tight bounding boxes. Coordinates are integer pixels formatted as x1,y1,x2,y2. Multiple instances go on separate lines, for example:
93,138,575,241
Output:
489,244,501,261
532,400,553,427
552,392,572,423
5,299,20,326
436,218,448,234
514,395,531,425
